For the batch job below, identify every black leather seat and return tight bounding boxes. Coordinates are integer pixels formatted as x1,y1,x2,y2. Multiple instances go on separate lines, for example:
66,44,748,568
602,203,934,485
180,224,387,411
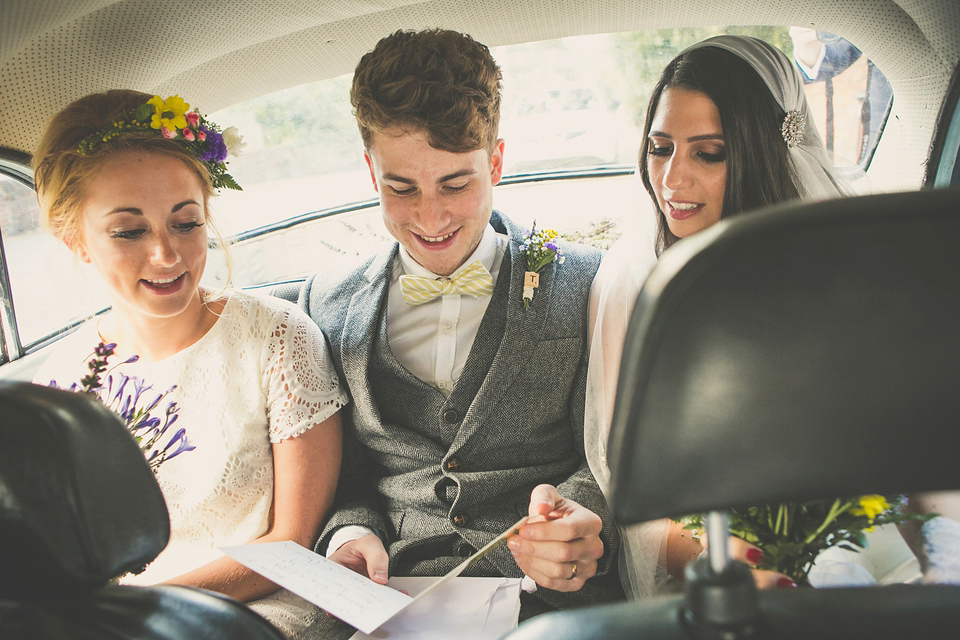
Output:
0,381,285,640
504,186,960,639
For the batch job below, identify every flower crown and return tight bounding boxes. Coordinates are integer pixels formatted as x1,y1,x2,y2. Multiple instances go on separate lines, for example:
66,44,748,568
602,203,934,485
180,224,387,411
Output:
77,95,244,190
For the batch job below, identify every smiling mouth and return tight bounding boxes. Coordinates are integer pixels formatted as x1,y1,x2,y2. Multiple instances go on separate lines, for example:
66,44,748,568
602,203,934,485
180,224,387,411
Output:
142,273,185,290
418,231,456,243
666,200,703,221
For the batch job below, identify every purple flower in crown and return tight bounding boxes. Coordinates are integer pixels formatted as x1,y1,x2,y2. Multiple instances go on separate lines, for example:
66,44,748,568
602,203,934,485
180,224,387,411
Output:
199,128,228,163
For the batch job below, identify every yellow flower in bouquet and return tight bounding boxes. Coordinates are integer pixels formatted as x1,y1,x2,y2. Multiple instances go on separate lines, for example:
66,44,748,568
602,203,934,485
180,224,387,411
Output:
850,495,890,521
676,495,932,584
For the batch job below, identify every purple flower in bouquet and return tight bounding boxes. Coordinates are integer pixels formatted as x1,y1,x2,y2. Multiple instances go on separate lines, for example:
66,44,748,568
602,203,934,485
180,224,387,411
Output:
48,342,194,472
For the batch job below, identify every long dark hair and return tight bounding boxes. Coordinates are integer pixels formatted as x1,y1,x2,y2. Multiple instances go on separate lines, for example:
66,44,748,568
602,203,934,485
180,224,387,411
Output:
639,46,801,255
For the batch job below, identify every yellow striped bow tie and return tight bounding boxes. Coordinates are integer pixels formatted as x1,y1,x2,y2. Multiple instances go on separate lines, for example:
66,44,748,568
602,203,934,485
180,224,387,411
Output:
399,261,495,305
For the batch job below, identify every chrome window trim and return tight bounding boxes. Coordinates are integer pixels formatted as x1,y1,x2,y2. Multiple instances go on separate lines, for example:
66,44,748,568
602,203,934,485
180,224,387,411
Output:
929,63,960,188
0,149,32,364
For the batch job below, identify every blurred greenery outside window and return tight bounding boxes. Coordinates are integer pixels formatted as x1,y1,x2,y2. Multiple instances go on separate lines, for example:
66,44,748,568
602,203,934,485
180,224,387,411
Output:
0,173,110,355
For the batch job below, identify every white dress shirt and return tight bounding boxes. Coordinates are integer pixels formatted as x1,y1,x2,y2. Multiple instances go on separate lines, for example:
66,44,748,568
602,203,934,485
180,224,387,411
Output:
387,224,507,394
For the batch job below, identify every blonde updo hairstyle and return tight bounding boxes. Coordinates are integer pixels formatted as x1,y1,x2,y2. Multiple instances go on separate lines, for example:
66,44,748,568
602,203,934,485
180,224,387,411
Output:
33,89,231,290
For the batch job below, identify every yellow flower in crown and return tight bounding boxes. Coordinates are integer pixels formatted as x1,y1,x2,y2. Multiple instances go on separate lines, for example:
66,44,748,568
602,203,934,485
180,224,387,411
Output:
850,494,891,520
148,94,189,131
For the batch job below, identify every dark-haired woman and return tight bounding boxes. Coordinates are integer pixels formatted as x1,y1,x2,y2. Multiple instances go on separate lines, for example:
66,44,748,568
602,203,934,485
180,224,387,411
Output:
584,35,859,598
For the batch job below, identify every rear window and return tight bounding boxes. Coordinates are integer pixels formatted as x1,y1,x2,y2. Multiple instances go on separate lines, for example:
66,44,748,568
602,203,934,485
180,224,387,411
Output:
0,25,893,364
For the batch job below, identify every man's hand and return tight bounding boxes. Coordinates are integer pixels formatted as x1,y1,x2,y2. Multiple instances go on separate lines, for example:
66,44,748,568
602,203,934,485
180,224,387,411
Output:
328,533,390,585
507,484,604,592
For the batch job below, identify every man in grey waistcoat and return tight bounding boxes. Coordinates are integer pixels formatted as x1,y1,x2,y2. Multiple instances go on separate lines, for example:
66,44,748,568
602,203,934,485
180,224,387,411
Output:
298,28,623,634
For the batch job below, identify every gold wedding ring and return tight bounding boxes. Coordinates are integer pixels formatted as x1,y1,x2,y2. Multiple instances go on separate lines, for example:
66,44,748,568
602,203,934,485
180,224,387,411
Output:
568,562,578,580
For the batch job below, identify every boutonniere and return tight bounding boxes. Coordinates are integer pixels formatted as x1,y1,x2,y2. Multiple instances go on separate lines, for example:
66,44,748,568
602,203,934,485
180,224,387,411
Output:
518,222,564,309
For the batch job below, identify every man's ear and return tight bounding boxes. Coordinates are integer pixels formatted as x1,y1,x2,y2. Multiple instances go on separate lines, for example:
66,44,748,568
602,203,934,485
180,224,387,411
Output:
489,138,505,186
364,152,379,193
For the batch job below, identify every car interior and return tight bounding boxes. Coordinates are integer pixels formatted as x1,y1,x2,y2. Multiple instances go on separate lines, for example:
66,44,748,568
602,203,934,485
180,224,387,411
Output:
1,0,958,637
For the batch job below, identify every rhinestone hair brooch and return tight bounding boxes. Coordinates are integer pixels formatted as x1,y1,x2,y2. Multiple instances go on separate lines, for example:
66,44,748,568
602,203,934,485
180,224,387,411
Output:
781,109,806,148
76,94,244,190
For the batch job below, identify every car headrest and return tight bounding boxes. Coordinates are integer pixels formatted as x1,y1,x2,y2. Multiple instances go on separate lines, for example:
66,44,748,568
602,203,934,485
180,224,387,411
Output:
609,186,960,524
0,382,169,598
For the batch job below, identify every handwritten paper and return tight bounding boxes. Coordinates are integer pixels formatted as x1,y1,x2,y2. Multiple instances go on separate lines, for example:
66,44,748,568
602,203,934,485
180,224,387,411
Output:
221,541,412,634
222,516,528,635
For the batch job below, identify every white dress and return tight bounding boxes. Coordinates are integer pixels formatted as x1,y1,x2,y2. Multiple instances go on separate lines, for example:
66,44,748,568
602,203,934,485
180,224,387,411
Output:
35,290,349,637
584,221,669,599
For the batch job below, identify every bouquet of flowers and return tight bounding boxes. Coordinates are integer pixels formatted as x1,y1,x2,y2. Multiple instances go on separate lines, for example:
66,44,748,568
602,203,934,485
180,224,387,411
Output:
47,342,193,472
519,222,564,308
676,495,932,584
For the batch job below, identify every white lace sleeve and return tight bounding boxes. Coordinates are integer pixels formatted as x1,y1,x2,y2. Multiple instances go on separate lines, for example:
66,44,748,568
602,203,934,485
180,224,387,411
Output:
261,301,348,443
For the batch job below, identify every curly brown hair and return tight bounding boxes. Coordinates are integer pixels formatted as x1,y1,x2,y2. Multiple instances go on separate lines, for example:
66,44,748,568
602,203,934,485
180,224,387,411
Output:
350,29,502,154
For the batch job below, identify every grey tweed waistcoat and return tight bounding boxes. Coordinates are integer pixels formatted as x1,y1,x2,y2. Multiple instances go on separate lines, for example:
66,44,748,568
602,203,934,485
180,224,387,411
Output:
367,251,514,576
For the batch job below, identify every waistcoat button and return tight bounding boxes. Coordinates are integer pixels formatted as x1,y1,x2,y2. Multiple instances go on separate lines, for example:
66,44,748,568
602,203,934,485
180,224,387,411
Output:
443,409,459,424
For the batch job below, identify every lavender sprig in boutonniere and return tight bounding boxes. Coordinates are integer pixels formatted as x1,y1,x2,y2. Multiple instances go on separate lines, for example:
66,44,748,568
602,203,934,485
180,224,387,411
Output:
518,222,564,309
47,341,194,472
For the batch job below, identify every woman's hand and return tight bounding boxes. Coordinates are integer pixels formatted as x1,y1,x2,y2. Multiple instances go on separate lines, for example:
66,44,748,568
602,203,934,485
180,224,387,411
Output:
668,522,797,588
721,534,797,589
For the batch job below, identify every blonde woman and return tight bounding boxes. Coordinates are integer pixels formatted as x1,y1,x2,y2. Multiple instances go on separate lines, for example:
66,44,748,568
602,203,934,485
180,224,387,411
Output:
33,90,347,637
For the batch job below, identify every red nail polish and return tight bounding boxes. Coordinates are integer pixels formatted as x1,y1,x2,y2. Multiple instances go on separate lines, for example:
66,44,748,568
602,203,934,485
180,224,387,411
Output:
777,577,798,588
746,548,763,564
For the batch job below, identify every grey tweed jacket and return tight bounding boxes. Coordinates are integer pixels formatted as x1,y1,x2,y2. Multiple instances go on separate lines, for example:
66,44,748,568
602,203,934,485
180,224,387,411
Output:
299,210,623,612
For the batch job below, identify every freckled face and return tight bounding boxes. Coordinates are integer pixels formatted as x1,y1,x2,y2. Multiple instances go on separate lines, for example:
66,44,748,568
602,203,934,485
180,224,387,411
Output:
647,88,727,239
365,129,504,276
74,151,209,323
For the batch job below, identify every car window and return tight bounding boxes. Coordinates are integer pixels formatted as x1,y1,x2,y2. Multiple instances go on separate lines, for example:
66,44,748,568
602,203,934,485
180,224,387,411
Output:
0,173,111,355
209,25,892,287
788,28,893,168
0,25,895,364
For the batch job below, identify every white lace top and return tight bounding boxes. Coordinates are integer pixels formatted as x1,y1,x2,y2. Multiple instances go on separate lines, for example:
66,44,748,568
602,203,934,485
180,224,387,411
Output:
35,290,348,635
